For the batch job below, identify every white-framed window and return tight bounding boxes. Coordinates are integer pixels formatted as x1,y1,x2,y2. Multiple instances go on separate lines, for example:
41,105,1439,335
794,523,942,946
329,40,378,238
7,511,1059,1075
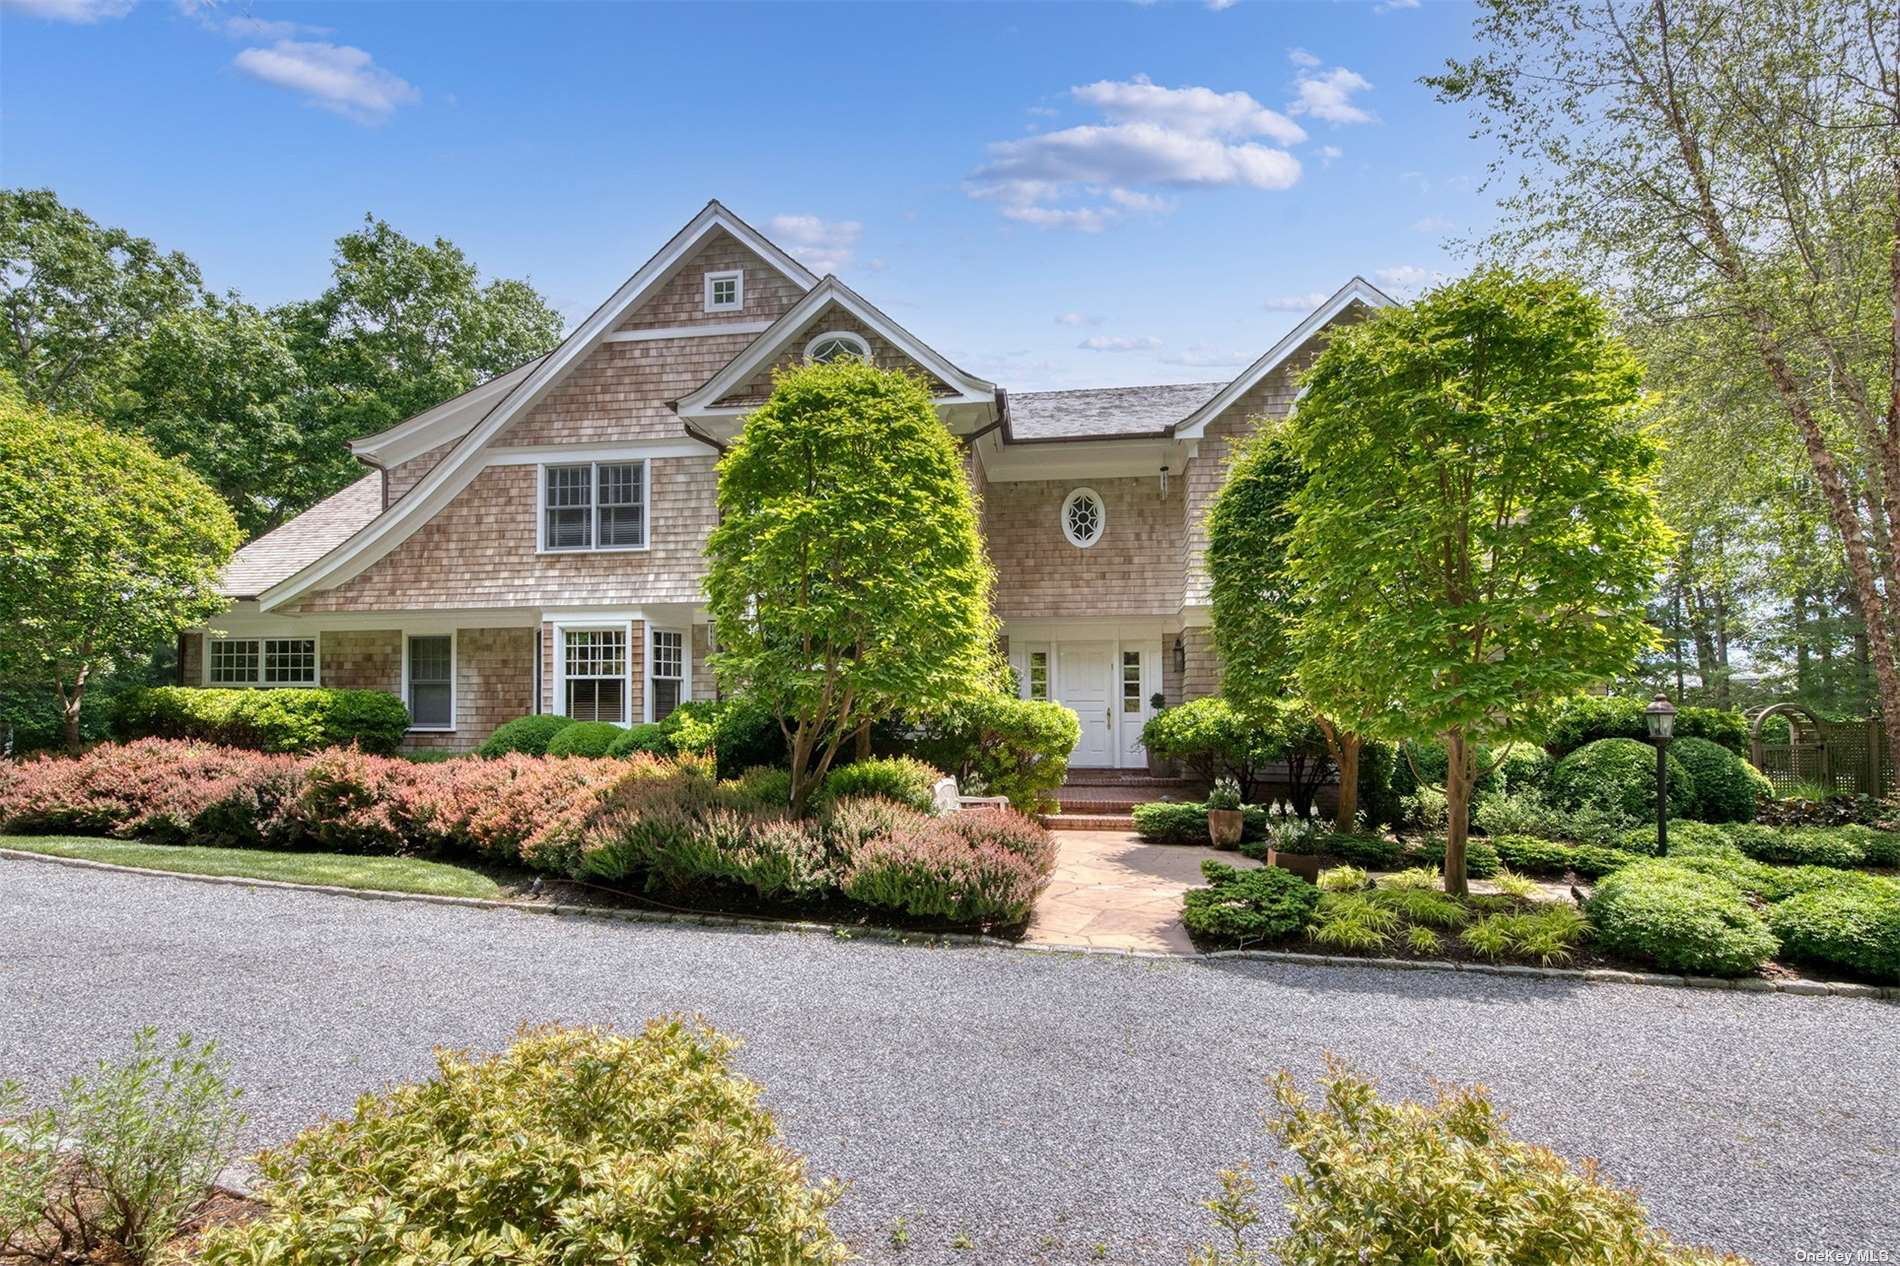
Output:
805,330,871,364
1061,487,1105,549
405,634,454,731
1121,649,1143,715
207,637,318,687
704,269,744,313
541,461,647,552
1027,650,1050,702
561,627,628,723
648,629,685,723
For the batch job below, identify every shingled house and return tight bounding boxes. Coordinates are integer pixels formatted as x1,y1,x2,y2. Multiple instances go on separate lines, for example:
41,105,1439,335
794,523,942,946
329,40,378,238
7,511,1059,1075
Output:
193,201,1391,764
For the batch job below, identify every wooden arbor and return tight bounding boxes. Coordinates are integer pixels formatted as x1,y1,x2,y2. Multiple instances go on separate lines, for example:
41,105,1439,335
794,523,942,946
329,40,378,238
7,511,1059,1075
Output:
1748,702,1891,796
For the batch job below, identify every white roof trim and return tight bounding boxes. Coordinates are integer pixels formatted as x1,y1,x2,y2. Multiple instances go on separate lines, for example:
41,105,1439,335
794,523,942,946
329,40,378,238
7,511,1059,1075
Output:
675,275,997,417
1170,276,1395,440
258,200,817,612
349,356,549,467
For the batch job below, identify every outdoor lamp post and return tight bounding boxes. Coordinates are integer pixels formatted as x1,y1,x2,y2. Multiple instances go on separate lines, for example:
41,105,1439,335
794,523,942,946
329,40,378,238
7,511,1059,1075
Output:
1646,693,1678,854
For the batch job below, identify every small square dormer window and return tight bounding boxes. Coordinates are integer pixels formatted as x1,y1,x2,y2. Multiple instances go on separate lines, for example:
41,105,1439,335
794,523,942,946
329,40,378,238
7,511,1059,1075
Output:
704,270,743,313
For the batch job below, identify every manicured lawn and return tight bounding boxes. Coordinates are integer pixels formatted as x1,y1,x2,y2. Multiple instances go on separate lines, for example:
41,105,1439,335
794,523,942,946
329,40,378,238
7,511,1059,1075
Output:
0,835,503,900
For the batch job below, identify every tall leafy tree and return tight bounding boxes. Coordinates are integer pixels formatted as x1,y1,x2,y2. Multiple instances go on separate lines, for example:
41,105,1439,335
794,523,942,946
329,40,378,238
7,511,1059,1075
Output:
0,188,201,414
1207,424,1371,830
1287,271,1670,894
0,380,239,751
706,360,1000,809
1430,0,1900,738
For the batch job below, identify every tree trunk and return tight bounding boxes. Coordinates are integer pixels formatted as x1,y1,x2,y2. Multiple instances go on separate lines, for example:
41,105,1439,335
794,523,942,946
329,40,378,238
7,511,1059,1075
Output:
61,684,84,755
1441,728,1473,897
1332,733,1361,834
853,720,872,762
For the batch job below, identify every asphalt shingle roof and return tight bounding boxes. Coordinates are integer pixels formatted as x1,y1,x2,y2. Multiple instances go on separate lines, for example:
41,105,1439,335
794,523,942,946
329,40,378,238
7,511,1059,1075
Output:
219,475,383,598
1006,381,1227,440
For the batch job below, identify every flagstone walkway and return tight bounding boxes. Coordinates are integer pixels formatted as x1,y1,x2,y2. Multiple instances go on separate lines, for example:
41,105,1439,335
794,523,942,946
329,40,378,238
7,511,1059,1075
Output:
1025,830,1258,954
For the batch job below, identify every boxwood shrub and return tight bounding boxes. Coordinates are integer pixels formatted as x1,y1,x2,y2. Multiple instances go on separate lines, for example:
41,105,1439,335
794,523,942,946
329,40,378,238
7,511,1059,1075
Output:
1586,861,1779,976
544,720,625,758
1546,694,1748,757
1182,859,1320,943
1667,737,1762,823
821,756,943,814
606,722,671,758
1766,876,1900,982
1134,800,1273,845
1404,837,1500,878
1549,739,1696,821
113,686,410,755
477,714,575,758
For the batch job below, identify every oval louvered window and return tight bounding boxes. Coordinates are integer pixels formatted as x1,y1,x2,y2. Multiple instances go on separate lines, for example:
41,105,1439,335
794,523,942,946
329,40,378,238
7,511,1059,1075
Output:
1062,487,1104,548
805,331,870,364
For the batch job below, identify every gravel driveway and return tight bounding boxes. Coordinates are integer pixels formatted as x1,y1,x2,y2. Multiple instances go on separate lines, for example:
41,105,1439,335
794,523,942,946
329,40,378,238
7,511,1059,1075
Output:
2,856,1895,1264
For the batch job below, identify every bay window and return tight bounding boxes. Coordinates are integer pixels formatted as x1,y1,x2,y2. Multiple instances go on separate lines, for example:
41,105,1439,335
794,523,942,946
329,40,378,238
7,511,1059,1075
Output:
562,628,627,723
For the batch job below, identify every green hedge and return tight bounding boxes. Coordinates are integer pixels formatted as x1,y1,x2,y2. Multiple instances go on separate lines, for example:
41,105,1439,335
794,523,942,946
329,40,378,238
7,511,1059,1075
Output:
545,721,625,758
1490,834,1644,879
1616,819,1731,857
112,686,410,755
1405,837,1501,878
1132,800,1272,845
1668,737,1762,823
1549,739,1696,821
821,756,943,814
1546,695,1749,757
910,693,1079,814
478,714,575,758
1587,861,1779,976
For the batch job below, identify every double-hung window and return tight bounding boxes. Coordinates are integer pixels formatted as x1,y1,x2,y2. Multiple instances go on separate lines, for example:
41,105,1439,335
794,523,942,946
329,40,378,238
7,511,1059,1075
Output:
208,637,317,686
563,629,627,723
649,630,684,723
407,635,453,729
543,462,645,552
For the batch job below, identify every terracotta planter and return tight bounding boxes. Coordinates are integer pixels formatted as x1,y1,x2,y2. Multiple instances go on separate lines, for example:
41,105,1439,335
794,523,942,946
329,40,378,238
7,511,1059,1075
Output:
1268,849,1321,882
1207,808,1244,850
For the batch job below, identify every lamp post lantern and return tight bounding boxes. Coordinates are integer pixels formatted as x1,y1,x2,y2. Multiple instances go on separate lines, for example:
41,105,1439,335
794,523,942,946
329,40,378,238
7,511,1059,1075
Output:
1645,693,1678,854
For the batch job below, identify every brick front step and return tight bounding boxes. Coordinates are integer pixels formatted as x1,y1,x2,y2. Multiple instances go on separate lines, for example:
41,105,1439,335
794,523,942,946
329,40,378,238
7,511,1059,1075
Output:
1045,812,1137,831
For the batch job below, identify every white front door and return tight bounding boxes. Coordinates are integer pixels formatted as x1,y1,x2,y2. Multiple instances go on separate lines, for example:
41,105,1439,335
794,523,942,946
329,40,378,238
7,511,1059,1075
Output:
1058,642,1114,767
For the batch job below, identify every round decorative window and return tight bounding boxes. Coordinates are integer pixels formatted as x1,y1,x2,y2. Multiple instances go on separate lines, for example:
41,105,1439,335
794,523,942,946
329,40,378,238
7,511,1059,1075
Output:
805,331,871,364
1062,487,1105,548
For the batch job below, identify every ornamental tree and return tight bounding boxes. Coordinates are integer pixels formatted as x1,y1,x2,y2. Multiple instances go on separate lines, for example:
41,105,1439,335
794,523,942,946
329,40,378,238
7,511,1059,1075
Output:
0,382,240,752
705,360,1000,810
1287,270,1670,894
1208,424,1374,830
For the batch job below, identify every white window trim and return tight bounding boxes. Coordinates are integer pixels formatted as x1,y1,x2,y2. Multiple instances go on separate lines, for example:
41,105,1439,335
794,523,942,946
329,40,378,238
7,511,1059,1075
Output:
536,460,651,554
1061,486,1106,549
804,329,871,364
644,626,692,723
400,629,457,733
202,633,322,688
552,620,634,726
704,269,744,313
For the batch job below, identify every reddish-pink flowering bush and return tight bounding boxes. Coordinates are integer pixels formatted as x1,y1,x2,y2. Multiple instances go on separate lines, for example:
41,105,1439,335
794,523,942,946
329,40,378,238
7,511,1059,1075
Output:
0,739,303,846
837,800,1054,927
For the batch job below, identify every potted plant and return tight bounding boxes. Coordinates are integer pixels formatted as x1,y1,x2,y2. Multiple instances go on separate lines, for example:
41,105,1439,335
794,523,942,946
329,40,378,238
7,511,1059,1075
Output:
1206,777,1244,849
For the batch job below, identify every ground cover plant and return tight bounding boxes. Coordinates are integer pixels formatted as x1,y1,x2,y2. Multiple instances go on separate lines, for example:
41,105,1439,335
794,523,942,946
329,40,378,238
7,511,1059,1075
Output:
1181,860,1321,942
0,738,1056,931
199,1021,847,1266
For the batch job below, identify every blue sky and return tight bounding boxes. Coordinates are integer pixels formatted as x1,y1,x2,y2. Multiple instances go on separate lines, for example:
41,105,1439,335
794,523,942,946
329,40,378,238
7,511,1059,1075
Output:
1,0,1495,391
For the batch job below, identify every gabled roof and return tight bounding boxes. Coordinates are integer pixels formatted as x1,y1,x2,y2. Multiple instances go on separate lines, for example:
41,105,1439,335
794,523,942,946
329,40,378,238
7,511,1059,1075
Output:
255,200,816,612
349,354,549,467
1170,276,1395,440
1007,382,1225,442
220,475,382,599
674,275,996,417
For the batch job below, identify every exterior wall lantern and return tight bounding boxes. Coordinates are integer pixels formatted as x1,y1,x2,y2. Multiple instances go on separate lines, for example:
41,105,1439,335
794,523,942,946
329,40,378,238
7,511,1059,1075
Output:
1645,693,1678,854
1159,465,1170,495
1172,635,1187,680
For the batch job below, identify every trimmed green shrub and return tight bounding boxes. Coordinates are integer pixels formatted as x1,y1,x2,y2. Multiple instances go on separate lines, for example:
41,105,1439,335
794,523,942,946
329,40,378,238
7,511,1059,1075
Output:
1723,824,1867,869
1836,824,1900,867
545,720,625,758
200,1021,845,1266
1668,737,1759,823
1490,744,1553,796
1766,876,1900,982
1255,1057,1741,1266
113,685,410,755
821,756,942,814
477,714,576,758
1138,800,1275,845
662,697,787,780
1617,819,1732,857
1472,788,1634,846
1404,838,1500,878
1546,694,1748,757
1490,834,1643,879
1549,739,1695,821
910,693,1079,813
1182,859,1321,943
1140,695,1322,804
606,722,671,757
1587,861,1779,976
1313,832,1406,870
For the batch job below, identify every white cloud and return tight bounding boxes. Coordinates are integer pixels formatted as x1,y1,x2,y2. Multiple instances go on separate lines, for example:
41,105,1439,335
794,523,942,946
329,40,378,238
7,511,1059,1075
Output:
766,214,863,273
1287,47,1321,68
1055,312,1102,327
1161,346,1252,368
1206,0,1239,10
2,0,134,21
1318,144,1343,166
222,14,330,39
233,40,419,124
1079,335,1162,352
1375,264,1447,296
1288,66,1377,126
969,75,1304,231
1412,215,1455,234
1264,291,1332,312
